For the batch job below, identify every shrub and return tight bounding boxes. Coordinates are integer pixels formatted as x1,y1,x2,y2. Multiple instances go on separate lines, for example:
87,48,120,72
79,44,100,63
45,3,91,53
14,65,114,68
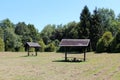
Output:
45,43,56,52
96,31,113,53
38,39,46,52
19,46,25,52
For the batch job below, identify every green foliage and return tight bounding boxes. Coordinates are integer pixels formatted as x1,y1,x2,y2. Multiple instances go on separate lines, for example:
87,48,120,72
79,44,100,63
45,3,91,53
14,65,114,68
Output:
64,21,78,39
90,8,103,51
18,46,25,52
27,24,39,42
0,19,14,30
4,28,22,51
0,28,4,40
53,24,65,41
15,22,30,35
15,22,32,45
110,20,120,36
0,38,4,51
110,29,120,52
38,39,46,52
29,48,35,52
50,39,60,52
40,24,55,44
79,5,91,39
96,31,113,53
45,43,56,52
117,14,120,22
96,38,106,53
98,8,115,33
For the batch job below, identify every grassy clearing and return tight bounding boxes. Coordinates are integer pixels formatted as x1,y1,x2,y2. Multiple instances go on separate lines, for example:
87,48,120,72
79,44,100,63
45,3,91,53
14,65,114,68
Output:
0,52,120,80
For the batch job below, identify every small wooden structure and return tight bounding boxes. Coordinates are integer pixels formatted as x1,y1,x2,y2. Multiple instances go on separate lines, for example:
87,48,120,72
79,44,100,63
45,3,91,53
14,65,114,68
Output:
59,39,90,61
25,42,41,56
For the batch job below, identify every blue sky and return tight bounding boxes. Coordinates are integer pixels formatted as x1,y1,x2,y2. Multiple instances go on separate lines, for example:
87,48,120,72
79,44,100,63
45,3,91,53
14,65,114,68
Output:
0,0,120,32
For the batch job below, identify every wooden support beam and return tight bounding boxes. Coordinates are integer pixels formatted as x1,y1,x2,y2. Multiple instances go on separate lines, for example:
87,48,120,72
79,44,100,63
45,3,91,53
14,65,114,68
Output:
83,47,86,61
28,47,29,56
65,47,67,61
35,48,37,56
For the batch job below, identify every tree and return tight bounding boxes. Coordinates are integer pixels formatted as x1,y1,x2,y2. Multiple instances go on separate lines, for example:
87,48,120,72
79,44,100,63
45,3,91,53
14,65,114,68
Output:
0,19,22,51
53,24,65,41
90,8,103,51
64,21,78,39
40,24,56,44
110,20,120,36
27,24,39,42
0,19,14,30
4,28,22,51
15,22,29,35
98,8,115,33
78,5,91,39
15,22,31,45
117,13,120,22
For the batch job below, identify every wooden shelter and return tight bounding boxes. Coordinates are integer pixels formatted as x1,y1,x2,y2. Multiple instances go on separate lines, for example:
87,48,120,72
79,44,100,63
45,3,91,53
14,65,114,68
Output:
25,42,41,56
59,39,90,61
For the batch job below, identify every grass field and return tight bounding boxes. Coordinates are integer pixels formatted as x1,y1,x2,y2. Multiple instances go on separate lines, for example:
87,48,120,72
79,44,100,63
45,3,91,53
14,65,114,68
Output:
0,52,120,80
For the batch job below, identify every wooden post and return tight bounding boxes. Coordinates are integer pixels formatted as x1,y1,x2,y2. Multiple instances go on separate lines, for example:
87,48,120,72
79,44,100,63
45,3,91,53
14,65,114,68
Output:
35,48,37,56
65,47,67,61
35,51,37,56
28,47,29,56
83,47,86,61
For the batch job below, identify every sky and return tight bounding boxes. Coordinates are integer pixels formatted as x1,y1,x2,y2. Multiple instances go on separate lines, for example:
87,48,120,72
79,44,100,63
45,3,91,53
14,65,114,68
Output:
0,0,120,32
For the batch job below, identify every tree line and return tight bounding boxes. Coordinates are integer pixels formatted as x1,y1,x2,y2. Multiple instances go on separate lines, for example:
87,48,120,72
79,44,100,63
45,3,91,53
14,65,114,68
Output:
0,5,120,53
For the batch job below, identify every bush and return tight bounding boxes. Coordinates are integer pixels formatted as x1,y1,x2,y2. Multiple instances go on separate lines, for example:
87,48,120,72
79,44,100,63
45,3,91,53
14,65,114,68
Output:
96,38,105,53
96,31,113,53
52,39,60,51
19,46,25,52
29,48,35,52
45,43,56,52
15,45,25,52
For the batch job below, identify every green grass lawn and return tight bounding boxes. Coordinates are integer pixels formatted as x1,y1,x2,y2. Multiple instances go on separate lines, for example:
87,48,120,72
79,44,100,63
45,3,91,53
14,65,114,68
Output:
0,52,120,80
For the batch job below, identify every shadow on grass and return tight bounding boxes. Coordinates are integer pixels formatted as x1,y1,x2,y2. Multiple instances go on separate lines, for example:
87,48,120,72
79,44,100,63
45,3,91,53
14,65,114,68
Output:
52,59,84,63
21,55,37,57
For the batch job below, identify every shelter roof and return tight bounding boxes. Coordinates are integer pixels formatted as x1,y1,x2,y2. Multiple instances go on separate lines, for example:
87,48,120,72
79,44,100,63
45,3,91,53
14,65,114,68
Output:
26,42,41,47
59,39,90,47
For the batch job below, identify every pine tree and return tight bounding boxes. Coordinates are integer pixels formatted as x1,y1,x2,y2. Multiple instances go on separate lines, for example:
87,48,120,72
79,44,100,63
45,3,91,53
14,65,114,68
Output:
78,5,91,39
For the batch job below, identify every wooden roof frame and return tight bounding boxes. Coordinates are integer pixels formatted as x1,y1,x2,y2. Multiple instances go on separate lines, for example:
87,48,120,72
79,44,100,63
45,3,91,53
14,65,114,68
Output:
59,39,90,61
